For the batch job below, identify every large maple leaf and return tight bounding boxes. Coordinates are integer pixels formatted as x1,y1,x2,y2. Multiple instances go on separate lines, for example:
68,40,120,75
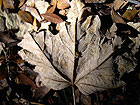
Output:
18,0,137,97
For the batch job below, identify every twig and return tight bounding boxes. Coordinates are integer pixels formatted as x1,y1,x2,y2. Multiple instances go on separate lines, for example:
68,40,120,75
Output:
125,0,140,5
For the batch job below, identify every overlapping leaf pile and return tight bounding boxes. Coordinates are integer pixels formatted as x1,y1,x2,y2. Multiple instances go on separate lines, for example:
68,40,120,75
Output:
18,0,139,95
0,0,140,104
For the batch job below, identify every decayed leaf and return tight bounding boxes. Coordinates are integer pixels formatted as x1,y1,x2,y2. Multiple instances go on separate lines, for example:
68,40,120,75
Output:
41,13,64,23
111,8,126,24
113,0,128,11
16,73,36,89
57,0,70,9
0,66,7,80
122,9,139,21
18,0,137,95
18,0,26,8
46,5,56,13
3,0,14,9
0,0,2,8
26,6,42,22
18,10,33,24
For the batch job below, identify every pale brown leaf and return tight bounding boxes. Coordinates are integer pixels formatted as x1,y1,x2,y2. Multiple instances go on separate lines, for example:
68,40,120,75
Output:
113,0,128,11
57,0,70,9
18,10,33,24
46,5,56,13
3,0,14,9
18,0,26,8
50,0,57,6
111,8,126,24
41,13,64,23
26,6,42,22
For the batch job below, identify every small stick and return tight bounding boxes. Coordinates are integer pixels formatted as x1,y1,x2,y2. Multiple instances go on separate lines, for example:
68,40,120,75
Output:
125,0,140,5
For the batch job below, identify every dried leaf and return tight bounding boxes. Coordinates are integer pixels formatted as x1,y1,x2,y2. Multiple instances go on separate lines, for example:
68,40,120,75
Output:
113,0,128,11
33,86,51,99
0,31,17,43
122,9,139,21
18,0,26,8
0,67,7,80
18,10,33,24
57,0,70,9
41,13,64,23
0,0,2,8
33,18,41,31
84,0,106,3
46,5,56,13
18,0,137,95
26,6,42,22
111,8,126,24
50,0,57,6
59,9,66,16
16,73,36,89
3,0,14,9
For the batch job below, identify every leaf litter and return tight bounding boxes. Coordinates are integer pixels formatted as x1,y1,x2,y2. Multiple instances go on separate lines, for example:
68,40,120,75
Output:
0,0,140,105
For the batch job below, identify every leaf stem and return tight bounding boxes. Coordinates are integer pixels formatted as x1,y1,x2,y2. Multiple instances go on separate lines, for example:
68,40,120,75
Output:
72,85,76,105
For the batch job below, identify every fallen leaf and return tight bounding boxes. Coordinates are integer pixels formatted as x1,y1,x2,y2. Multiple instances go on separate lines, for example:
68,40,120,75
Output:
0,16,6,32
33,86,51,99
50,0,57,6
59,9,66,16
41,13,64,23
3,0,14,9
84,0,106,3
46,5,56,13
16,73,36,89
111,8,126,24
0,66,7,80
18,0,26,8
26,6,42,22
113,0,128,11
18,10,33,24
57,0,70,9
0,0,2,8
0,31,17,44
18,0,137,97
122,9,139,21
33,18,41,31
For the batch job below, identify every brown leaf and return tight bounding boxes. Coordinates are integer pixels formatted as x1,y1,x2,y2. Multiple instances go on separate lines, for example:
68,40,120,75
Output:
33,86,51,99
18,0,26,8
50,0,57,6
57,0,70,9
113,0,128,11
122,9,139,21
18,10,33,24
46,5,56,13
41,13,64,23
0,66,7,80
3,0,14,9
16,74,36,89
111,8,126,24
0,0,2,8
